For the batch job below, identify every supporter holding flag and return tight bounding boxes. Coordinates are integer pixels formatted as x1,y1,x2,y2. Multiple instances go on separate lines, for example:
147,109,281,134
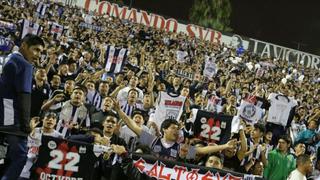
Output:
19,112,63,180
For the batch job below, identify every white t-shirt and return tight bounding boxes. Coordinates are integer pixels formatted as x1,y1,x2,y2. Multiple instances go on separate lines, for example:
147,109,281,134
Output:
267,93,297,127
176,50,188,63
119,125,149,145
203,56,217,78
152,92,186,128
287,169,307,180
238,100,264,124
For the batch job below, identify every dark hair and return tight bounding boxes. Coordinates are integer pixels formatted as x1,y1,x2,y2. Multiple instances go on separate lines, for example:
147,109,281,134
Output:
135,144,151,154
254,123,266,134
293,142,305,148
65,77,75,82
128,88,139,96
21,34,45,47
99,80,109,85
105,111,119,122
73,85,87,95
160,119,179,135
88,127,104,137
279,135,292,145
132,110,144,119
42,112,57,119
296,154,310,166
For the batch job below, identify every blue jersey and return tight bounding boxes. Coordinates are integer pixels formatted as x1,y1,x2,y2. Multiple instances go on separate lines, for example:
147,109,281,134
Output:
0,52,33,127
150,137,180,161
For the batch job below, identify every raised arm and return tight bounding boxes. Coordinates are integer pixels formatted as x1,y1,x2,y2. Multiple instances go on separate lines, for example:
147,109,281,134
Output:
110,82,126,98
113,99,142,136
237,120,248,160
195,139,238,155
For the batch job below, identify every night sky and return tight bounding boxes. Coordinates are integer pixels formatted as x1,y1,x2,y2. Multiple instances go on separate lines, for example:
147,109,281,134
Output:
122,0,320,55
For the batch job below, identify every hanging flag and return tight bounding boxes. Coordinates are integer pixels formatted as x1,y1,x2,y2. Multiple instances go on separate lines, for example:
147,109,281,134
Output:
0,20,16,32
36,2,49,18
48,21,65,39
104,45,128,74
21,19,42,39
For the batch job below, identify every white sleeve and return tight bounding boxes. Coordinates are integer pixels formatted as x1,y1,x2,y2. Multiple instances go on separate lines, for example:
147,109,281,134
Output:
267,93,275,100
188,109,198,123
116,88,126,101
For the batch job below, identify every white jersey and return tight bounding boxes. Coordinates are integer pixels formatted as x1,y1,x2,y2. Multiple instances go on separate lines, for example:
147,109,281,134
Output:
205,95,223,113
289,121,306,143
20,128,63,179
153,92,186,128
203,56,217,78
176,50,188,63
238,100,264,124
120,125,149,144
267,93,297,127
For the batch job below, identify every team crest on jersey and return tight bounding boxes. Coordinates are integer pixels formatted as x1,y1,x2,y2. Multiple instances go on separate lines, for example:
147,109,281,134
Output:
170,149,177,158
221,122,226,129
48,140,57,149
79,146,87,154
165,110,178,120
200,117,207,124
242,104,256,119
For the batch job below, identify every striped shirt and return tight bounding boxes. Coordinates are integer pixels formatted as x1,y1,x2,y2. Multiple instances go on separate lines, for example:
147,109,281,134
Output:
87,90,103,111
56,101,90,138
119,100,143,117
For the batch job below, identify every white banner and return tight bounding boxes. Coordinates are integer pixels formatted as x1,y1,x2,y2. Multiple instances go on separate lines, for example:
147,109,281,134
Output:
58,0,320,70
249,38,320,70
66,0,250,49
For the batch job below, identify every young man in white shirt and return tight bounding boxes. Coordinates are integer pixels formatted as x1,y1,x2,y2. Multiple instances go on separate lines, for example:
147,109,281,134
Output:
287,154,313,180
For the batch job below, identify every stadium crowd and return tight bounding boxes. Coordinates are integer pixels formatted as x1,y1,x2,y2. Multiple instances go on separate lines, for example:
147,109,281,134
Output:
0,0,320,179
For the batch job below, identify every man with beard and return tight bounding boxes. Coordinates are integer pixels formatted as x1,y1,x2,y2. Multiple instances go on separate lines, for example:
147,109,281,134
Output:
55,86,90,137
